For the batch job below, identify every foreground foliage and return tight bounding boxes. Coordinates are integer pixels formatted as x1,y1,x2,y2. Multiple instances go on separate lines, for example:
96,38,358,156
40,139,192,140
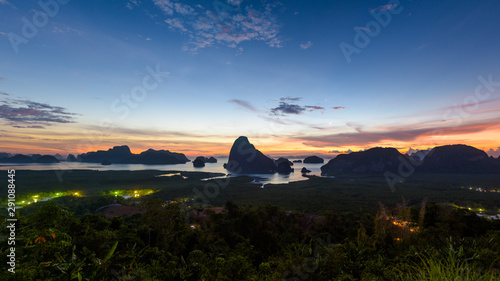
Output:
1,197,500,280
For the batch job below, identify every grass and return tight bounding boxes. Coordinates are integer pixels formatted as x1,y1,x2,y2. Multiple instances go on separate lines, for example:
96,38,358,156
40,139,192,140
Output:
401,257,498,281
399,239,500,281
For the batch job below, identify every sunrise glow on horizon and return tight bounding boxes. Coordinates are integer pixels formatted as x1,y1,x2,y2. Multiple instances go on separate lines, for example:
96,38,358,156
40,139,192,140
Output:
1,0,500,158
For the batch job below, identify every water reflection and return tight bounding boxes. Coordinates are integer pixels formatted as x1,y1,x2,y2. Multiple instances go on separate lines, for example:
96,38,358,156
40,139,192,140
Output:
0,158,329,185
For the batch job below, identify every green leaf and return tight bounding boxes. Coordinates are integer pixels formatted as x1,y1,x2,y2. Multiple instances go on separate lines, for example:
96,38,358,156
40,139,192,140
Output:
104,241,119,261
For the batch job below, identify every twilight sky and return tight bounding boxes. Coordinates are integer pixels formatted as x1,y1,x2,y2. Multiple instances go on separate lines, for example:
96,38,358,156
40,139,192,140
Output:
1,0,500,157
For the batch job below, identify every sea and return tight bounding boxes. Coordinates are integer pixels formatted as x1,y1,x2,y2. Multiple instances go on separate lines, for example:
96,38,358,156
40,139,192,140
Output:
0,158,330,185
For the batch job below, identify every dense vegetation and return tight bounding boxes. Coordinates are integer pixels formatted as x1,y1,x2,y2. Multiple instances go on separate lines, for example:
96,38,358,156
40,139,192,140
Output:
1,170,500,280
1,198,500,280
3,170,500,214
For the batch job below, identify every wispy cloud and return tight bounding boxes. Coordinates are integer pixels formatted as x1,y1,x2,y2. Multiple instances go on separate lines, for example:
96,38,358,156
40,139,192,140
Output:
126,0,140,10
305,106,324,111
12,125,44,129
300,119,500,148
280,97,302,102
259,115,310,126
328,149,357,154
299,41,313,50
228,99,258,112
52,25,84,36
332,106,346,110
165,18,188,32
0,96,78,128
150,0,282,53
370,4,399,13
269,97,344,116
0,0,10,5
271,102,306,115
154,0,196,15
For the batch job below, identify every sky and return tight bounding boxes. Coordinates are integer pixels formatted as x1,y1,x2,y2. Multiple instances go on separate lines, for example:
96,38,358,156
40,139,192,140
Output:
1,0,500,158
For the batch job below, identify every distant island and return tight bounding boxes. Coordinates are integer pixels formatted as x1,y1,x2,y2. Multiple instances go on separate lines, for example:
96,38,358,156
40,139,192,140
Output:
303,155,324,163
0,154,59,164
193,156,218,167
223,136,278,174
77,145,190,165
1,140,499,176
218,136,500,176
321,144,500,176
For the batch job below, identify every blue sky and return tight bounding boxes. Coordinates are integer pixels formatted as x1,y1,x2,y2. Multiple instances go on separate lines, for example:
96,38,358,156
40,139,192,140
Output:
1,0,500,157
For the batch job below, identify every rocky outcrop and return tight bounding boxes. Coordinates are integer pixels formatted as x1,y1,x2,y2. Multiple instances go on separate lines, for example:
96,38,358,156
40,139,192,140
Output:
417,145,500,174
275,157,293,167
224,136,277,174
304,156,324,163
54,153,65,161
321,147,404,176
67,154,77,162
301,167,311,174
194,156,217,164
193,157,206,167
293,160,302,163
277,161,293,174
206,157,217,163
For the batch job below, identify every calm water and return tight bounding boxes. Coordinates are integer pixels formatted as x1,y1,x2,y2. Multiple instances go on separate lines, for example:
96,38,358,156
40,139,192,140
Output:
0,158,330,185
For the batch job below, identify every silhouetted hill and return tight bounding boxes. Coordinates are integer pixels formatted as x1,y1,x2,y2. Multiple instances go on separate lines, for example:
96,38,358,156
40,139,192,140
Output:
277,161,293,174
206,156,217,163
35,155,60,163
78,146,189,164
126,149,189,164
321,147,403,176
30,154,42,161
67,154,77,162
78,145,132,163
0,153,10,160
193,157,205,167
224,136,277,174
304,156,324,163
1,154,34,163
417,144,500,174
54,153,65,161
275,157,293,166
194,156,217,164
